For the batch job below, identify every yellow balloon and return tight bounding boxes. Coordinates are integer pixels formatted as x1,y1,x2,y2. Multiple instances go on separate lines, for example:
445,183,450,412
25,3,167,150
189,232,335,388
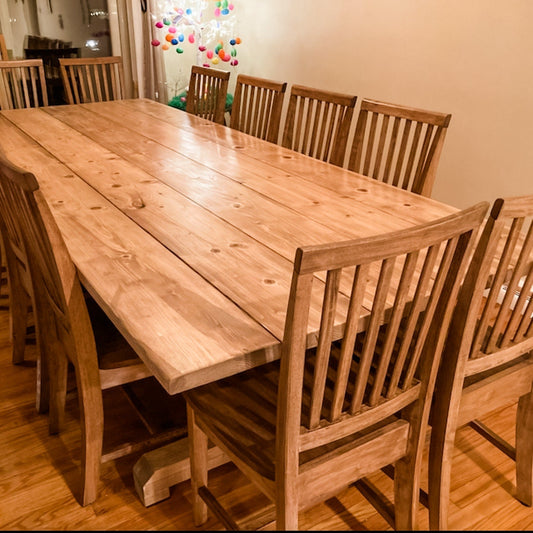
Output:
212,57,220,64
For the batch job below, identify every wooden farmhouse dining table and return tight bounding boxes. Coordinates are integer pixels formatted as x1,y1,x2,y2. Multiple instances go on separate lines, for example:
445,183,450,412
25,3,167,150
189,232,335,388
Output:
0,98,458,506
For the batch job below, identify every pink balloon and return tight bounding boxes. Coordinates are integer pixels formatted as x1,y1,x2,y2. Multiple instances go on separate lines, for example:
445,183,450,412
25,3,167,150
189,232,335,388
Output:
229,4,234,9
188,34,195,43
151,39,160,47
214,8,221,16
168,26,176,33
155,21,164,28
206,49,214,59
230,59,239,66
198,45,206,52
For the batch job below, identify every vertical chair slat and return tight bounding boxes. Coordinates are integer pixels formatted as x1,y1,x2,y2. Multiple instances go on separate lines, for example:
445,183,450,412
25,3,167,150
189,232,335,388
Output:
363,112,379,176
308,268,341,428
330,264,370,420
372,114,389,181
369,251,419,405
403,121,422,189
474,218,524,354
410,124,434,191
392,119,412,188
403,237,459,387
387,244,440,395
350,258,395,413
93,64,103,102
494,222,533,348
383,116,401,185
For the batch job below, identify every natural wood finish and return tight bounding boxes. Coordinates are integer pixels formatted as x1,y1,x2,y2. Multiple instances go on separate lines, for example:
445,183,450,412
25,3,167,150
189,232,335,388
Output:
59,56,126,104
230,74,287,143
0,35,8,61
346,98,452,197
0,153,184,507
185,203,487,530
0,101,459,507
428,195,533,530
282,84,356,166
0,59,48,109
185,65,230,125
133,436,228,507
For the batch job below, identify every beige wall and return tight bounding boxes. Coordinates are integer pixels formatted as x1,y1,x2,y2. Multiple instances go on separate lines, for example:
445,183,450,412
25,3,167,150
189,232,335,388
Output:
236,0,533,209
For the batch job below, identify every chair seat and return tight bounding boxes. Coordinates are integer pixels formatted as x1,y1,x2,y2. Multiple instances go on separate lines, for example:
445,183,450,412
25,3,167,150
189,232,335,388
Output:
185,355,408,484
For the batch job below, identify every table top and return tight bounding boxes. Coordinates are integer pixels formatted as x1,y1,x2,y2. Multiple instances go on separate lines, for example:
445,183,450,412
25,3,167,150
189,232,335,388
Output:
0,99,457,395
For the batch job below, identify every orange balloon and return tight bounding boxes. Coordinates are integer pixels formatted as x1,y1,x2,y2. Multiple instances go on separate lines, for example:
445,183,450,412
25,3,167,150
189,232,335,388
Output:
235,37,241,44
162,44,169,50
218,48,225,59
165,34,174,42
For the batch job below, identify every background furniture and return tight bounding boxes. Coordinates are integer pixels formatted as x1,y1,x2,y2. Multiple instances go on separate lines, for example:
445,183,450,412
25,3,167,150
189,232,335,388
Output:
346,98,452,197
230,74,287,143
0,59,48,109
59,56,126,104
428,194,533,529
24,45,80,105
185,65,230,125
185,202,487,530
282,84,356,166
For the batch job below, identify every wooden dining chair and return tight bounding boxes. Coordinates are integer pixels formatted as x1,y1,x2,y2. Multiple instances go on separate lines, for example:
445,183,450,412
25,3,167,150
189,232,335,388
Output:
185,65,230,125
0,153,183,506
428,194,533,530
184,202,488,530
0,195,46,412
281,84,357,166
0,59,48,109
59,56,126,104
345,99,452,197
229,74,287,143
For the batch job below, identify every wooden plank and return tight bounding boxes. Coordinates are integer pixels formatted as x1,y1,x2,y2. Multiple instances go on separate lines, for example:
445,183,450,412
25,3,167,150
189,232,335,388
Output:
133,438,229,507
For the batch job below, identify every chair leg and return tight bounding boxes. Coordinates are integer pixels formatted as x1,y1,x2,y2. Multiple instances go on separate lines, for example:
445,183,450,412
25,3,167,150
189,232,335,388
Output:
275,468,299,530
393,455,418,531
75,362,104,506
10,293,29,365
48,344,68,435
187,403,209,526
516,388,533,506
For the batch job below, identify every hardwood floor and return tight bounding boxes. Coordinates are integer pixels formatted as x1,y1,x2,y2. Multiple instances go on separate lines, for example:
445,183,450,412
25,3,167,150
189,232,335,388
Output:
1,301,532,530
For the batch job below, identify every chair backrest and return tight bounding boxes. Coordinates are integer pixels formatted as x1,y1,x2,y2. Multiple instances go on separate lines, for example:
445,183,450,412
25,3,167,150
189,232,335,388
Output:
185,65,230,125
229,74,287,143
0,59,48,109
347,99,452,197
281,84,357,166
0,154,92,369
277,202,488,458
446,195,533,378
59,56,127,104
0,35,9,60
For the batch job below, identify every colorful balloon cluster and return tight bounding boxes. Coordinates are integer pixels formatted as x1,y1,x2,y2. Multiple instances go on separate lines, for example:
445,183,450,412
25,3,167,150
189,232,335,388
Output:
214,0,234,17
150,2,241,67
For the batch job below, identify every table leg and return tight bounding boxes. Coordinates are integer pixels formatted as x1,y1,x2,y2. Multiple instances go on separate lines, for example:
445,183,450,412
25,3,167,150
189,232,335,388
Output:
133,436,229,506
